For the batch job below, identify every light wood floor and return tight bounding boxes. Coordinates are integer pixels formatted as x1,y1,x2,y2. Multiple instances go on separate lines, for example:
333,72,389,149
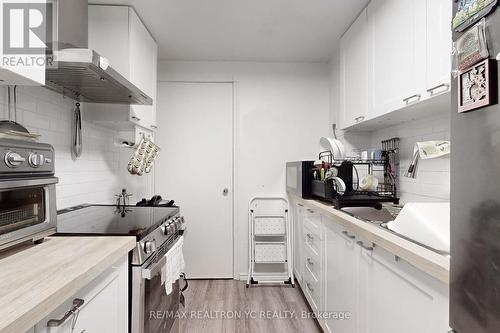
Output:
179,279,322,333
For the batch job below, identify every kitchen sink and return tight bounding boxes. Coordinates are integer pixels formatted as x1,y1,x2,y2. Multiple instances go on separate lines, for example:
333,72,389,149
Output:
340,204,450,255
340,206,400,224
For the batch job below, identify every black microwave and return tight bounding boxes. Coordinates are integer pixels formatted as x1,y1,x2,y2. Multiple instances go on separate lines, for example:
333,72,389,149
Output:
286,161,314,198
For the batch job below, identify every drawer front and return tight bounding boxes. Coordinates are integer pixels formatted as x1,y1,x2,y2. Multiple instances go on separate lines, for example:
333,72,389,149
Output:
303,242,321,280
303,265,321,311
303,225,322,257
303,207,322,237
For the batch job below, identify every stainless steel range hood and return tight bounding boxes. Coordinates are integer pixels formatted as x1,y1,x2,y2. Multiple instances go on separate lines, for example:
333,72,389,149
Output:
45,0,152,105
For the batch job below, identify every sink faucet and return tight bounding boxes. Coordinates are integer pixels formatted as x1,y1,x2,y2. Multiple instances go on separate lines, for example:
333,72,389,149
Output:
404,141,450,179
405,150,420,179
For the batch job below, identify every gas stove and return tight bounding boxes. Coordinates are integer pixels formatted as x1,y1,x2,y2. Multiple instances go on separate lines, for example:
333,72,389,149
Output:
57,204,185,265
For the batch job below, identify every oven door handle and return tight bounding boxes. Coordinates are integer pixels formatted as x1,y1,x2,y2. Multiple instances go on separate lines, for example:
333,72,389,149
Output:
180,272,188,292
141,256,166,280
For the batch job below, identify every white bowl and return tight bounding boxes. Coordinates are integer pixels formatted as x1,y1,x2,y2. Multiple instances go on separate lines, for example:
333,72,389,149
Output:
319,137,345,159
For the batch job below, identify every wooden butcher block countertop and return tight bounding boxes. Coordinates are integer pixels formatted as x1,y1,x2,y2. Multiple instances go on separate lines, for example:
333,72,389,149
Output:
0,236,135,333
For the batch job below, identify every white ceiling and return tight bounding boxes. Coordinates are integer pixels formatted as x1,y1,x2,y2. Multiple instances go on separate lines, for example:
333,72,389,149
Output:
90,0,369,62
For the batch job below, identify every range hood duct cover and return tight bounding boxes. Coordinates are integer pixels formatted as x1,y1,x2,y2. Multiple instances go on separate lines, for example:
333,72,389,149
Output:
45,0,152,105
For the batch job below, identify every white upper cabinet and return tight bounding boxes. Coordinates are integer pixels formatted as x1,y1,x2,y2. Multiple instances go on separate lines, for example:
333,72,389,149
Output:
88,6,130,80
340,9,370,129
129,12,156,98
0,0,45,86
87,5,158,131
425,0,452,98
0,67,45,86
367,0,426,118
339,0,451,130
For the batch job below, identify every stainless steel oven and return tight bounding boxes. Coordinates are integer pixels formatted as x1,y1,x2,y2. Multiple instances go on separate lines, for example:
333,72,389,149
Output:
132,234,185,333
57,204,186,333
0,139,57,251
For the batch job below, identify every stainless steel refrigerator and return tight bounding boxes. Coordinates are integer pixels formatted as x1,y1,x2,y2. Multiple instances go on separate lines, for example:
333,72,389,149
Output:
450,3,500,333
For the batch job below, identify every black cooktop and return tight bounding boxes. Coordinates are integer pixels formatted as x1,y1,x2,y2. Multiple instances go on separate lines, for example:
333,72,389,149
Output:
56,204,179,240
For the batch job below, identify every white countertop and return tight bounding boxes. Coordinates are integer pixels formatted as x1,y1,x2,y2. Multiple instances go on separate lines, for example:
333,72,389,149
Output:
298,198,450,284
0,236,136,333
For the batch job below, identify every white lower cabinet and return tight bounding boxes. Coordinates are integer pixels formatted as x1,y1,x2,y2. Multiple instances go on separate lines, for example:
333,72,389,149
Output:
290,198,304,284
34,256,128,333
357,236,450,333
302,214,324,314
324,218,359,333
290,204,450,333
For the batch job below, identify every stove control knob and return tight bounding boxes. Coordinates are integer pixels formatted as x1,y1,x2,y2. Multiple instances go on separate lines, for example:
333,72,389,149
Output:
4,152,26,168
28,153,45,168
163,223,173,236
143,240,157,254
170,222,177,234
175,216,185,230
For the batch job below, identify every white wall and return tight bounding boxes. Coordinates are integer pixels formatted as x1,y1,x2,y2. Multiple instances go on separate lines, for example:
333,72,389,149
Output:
0,86,153,209
328,52,450,204
158,61,331,277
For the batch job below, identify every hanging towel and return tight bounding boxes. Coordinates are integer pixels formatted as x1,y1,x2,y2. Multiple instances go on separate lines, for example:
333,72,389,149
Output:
161,236,185,295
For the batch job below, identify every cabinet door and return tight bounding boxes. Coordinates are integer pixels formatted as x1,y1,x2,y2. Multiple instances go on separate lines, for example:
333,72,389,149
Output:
368,0,425,118
129,9,155,96
129,8,158,130
324,220,359,333
426,0,452,97
357,240,450,333
340,9,370,129
291,200,304,283
35,256,128,333
88,5,130,79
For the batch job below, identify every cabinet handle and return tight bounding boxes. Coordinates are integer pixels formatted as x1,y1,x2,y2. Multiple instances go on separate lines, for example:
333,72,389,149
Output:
131,116,141,121
426,83,450,95
342,230,356,239
354,116,365,123
297,203,304,207
47,298,84,327
150,125,158,129
306,209,314,214
306,282,314,292
306,233,314,241
403,94,421,105
306,257,314,266
356,241,374,251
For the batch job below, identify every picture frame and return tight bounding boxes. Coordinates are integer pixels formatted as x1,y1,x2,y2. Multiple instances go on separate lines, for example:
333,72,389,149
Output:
458,58,497,113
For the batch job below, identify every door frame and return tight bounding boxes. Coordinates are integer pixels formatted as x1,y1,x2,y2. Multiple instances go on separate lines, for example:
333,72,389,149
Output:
157,80,237,279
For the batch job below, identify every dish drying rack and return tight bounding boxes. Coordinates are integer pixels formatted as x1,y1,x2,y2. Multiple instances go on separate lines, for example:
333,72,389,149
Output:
246,197,294,288
314,138,400,209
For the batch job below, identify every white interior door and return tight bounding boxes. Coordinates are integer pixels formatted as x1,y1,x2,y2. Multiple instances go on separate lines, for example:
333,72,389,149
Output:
156,82,233,279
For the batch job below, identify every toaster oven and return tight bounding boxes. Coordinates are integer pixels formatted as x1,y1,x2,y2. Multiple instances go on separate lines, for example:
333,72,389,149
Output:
0,139,57,251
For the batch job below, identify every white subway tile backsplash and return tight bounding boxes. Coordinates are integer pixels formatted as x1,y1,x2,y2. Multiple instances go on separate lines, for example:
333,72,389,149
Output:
1,86,153,209
340,114,451,204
